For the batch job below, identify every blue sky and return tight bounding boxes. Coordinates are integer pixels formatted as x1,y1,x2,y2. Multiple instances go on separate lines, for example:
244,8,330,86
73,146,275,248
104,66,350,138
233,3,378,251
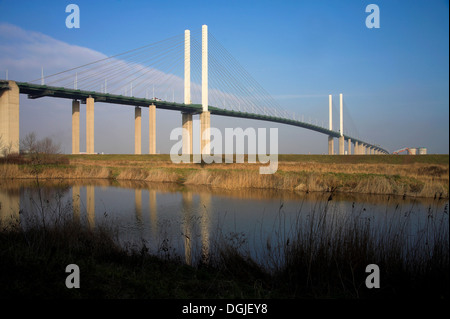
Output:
0,0,448,154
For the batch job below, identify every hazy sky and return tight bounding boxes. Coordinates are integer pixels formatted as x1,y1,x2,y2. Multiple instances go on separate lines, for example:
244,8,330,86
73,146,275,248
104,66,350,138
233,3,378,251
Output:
0,0,448,154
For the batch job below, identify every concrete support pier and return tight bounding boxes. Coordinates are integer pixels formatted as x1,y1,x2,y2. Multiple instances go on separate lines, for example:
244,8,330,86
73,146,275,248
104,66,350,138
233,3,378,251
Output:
86,97,95,154
354,141,359,155
72,100,80,154
149,104,156,154
328,136,334,155
182,113,193,155
135,107,141,154
0,81,20,155
200,111,210,155
339,136,345,155
347,138,352,155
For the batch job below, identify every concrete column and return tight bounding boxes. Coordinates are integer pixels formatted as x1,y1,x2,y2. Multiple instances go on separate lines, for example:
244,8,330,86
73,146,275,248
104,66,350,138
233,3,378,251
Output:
347,138,352,155
339,136,345,155
72,100,80,154
202,25,208,112
86,97,95,154
338,93,344,155
328,136,334,155
339,93,343,136
0,81,20,155
184,29,191,105
135,107,141,154
355,141,359,155
149,104,156,154
200,111,210,156
329,94,333,131
183,29,192,156
182,113,193,155
328,95,333,155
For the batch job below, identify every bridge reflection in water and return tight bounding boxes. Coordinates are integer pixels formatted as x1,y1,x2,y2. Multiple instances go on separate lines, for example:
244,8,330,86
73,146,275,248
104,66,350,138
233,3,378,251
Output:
0,180,447,266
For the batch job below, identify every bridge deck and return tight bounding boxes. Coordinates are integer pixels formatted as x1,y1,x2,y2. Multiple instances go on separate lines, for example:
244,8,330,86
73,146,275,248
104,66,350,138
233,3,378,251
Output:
0,80,388,153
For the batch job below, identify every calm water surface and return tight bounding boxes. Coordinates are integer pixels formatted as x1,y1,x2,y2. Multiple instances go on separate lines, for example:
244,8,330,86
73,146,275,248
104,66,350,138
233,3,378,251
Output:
1,179,448,265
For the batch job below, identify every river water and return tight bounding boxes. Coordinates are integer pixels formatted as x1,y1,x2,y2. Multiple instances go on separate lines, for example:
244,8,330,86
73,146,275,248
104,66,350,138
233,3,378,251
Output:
0,179,448,266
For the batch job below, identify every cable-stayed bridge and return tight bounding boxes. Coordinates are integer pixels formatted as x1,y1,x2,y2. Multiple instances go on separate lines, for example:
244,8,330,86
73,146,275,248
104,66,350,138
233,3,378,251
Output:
0,25,388,156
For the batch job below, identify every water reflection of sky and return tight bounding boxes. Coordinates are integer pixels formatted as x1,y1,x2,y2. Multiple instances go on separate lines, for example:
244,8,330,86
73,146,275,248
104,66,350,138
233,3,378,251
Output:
1,180,448,266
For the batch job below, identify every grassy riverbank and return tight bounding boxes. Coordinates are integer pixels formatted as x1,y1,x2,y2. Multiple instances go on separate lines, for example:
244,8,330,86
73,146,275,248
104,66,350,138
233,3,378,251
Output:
1,154,448,199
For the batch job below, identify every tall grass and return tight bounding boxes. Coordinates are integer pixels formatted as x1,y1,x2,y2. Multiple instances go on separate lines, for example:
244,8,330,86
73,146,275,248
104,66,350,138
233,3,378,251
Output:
0,184,448,298
206,196,449,298
266,199,449,298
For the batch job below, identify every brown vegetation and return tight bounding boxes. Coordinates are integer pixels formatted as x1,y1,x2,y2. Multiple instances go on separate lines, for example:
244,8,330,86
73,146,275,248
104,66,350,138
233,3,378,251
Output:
1,154,448,199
